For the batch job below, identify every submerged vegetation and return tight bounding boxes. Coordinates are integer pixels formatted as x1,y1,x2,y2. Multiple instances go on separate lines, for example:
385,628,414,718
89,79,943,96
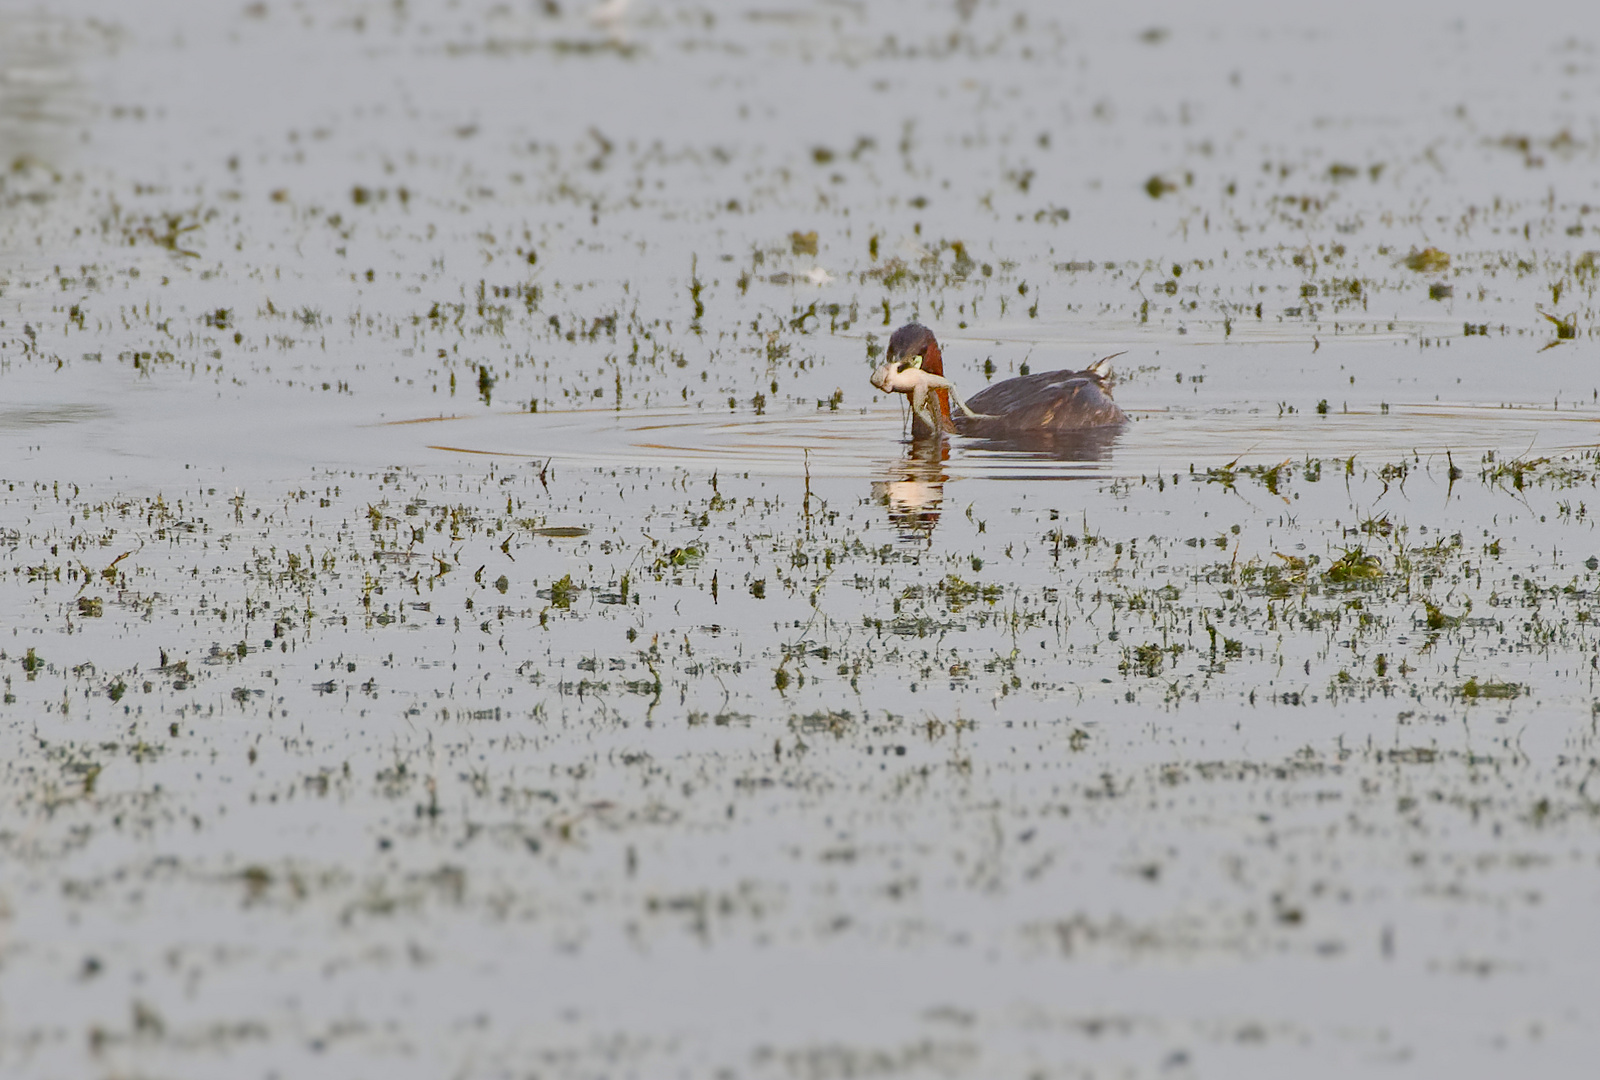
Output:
2,1,1600,1077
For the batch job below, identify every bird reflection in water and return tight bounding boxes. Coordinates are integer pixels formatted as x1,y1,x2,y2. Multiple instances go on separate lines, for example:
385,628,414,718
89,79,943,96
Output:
873,435,951,541
961,424,1124,462
873,426,1123,541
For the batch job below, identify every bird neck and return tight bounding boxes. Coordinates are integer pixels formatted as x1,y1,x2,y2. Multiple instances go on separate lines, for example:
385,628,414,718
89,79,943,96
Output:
920,340,953,429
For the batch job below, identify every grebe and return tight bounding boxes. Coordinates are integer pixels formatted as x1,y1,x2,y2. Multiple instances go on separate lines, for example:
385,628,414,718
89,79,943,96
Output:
869,323,1127,438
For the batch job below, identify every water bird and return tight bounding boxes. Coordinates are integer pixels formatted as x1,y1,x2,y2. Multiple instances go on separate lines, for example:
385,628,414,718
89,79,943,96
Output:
870,323,1127,439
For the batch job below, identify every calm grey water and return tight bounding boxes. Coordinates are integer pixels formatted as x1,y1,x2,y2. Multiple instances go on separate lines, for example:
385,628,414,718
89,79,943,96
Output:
3,1,1599,1077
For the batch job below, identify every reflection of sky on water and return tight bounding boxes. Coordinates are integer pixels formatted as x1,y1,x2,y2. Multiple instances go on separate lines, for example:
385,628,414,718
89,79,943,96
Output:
0,12,82,168
3,2,1600,1077
408,399,1600,478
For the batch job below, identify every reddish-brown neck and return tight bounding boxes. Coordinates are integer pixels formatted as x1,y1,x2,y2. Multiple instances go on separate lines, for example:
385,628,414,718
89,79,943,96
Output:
921,337,954,429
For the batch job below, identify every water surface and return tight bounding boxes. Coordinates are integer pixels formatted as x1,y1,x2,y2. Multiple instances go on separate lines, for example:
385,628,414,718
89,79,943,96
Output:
3,2,1600,1077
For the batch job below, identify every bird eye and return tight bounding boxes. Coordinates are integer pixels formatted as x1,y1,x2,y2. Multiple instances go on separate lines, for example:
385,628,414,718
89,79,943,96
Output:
904,355,924,371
